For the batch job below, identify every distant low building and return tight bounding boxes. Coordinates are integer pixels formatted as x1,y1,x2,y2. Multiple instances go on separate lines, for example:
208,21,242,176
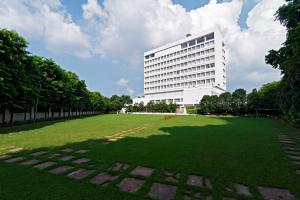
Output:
133,29,226,112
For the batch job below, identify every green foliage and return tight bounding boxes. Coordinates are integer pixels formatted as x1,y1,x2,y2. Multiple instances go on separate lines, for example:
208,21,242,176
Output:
265,0,300,125
127,101,177,113
0,28,132,121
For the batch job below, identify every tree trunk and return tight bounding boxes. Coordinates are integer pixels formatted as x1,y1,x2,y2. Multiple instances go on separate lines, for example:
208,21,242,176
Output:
2,107,6,125
24,112,27,121
10,111,14,126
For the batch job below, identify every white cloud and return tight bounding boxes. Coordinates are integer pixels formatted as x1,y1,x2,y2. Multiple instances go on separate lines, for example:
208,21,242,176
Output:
81,0,286,91
116,78,129,87
0,0,91,58
0,0,287,92
116,78,135,95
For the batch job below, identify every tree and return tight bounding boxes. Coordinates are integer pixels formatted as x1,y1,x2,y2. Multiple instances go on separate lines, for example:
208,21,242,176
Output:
231,88,247,115
265,0,300,125
217,92,232,114
247,89,261,115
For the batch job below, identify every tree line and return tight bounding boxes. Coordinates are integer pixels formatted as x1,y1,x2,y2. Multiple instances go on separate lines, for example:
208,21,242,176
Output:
0,29,132,125
197,82,281,116
127,101,177,113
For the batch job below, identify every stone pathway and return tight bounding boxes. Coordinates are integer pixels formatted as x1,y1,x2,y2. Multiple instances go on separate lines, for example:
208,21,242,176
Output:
278,134,300,175
0,146,298,200
103,126,148,144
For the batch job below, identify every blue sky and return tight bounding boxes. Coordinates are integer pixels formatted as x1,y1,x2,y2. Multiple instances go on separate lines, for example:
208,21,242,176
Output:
0,0,285,97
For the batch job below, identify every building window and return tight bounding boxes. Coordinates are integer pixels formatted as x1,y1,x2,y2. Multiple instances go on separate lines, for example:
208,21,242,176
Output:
206,33,214,41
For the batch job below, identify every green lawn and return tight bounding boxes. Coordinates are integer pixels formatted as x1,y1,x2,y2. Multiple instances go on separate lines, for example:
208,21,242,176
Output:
0,114,299,200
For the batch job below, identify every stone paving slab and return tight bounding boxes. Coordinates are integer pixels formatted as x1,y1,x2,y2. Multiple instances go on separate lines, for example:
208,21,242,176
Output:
186,175,203,187
34,161,56,169
117,177,145,193
284,147,300,151
112,162,130,171
72,158,90,164
75,149,89,154
90,172,118,185
48,153,61,159
258,186,295,200
5,157,26,163
148,182,177,200
68,168,95,180
61,148,74,153
164,171,181,183
285,150,300,156
0,155,12,160
49,165,74,174
30,151,47,157
130,166,154,177
59,155,76,161
293,161,300,166
234,183,252,197
20,159,41,166
8,147,23,153
288,155,300,161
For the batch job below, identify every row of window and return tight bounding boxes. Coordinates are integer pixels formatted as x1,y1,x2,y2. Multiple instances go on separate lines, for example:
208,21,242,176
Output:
145,54,215,76
145,40,215,65
145,70,216,86
181,33,214,49
144,78,216,92
145,63,215,80
145,47,215,72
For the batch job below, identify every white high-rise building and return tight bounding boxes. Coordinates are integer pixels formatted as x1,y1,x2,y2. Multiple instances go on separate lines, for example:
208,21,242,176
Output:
133,29,226,112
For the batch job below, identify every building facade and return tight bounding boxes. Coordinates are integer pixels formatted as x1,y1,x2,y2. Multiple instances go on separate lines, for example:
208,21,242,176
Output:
133,29,226,112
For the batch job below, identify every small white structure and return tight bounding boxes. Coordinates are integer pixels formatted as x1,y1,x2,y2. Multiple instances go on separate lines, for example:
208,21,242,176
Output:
133,29,226,110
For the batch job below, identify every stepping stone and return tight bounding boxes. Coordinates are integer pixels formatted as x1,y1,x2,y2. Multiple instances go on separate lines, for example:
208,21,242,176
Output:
49,165,74,174
223,198,237,200
61,148,74,153
234,183,252,197
34,161,56,169
5,157,26,163
75,149,88,154
296,170,300,175
258,186,295,200
288,155,300,161
0,155,12,160
186,175,203,187
204,178,213,189
8,147,23,153
90,172,118,185
20,159,41,166
206,195,213,200
284,147,300,151
68,168,95,180
48,153,61,159
31,151,47,157
293,161,300,166
148,182,177,200
72,158,90,164
285,150,300,156
112,162,130,171
130,166,154,177
117,177,144,193
59,155,76,161
163,171,181,183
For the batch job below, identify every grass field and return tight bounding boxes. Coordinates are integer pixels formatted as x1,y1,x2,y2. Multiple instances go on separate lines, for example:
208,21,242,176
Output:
0,114,299,200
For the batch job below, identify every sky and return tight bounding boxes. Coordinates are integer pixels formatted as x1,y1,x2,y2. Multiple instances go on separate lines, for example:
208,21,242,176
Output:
0,0,286,97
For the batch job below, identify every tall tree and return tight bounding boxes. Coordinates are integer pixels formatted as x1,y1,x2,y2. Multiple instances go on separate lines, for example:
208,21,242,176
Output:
265,0,300,125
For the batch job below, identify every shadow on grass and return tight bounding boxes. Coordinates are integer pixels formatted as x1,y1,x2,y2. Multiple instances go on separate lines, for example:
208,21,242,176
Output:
0,118,299,199
0,115,100,134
